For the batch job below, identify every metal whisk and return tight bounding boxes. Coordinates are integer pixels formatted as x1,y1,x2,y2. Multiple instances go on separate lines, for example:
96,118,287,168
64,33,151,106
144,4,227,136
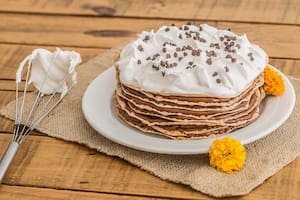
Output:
0,49,80,182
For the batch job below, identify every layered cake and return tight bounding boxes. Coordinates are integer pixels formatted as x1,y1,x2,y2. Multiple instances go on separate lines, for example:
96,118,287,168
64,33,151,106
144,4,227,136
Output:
114,23,267,140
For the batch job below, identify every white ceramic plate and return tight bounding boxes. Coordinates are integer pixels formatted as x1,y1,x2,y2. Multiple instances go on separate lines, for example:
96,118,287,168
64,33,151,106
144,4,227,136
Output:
82,66,295,155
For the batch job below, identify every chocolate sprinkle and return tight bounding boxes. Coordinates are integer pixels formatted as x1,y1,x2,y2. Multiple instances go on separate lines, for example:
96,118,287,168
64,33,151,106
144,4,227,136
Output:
178,57,183,61
174,52,178,57
206,50,216,57
199,38,206,43
210,43,220,49
192,50,196,56
152,65,159,71
166,54,171,58
224,66,229,72
220,37,224,41
179,34,183,39
236,44,240,49
165,27,170,32
146,56,151,60
162,48,167,53
183,52,188,56
206,58,212,65
184,26,189,30
176,47,181,51
216,78,221,83
137,45,144,52
212,72,218,77
248,52,254,61
188,61,193,65
191,49,201,56
143,35,150,42
137,59,141,64
162,71,166,77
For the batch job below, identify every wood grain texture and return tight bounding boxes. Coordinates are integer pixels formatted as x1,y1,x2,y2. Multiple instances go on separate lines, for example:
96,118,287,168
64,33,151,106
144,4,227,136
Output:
1,14,299,59
0,134,298,200
0,1,299,199
0,185,162,200
0,134,211,200
0,0,299,25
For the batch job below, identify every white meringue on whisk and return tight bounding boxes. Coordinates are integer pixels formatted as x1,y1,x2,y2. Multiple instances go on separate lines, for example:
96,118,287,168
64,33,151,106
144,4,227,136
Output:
16,48,81,97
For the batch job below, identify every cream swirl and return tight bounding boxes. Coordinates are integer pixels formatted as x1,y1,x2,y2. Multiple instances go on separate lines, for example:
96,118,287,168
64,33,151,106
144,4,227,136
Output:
16,48,81,96
117,24,268,97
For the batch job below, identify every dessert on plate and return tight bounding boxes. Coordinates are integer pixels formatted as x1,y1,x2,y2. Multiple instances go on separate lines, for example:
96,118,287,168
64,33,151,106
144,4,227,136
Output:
114,23,268,140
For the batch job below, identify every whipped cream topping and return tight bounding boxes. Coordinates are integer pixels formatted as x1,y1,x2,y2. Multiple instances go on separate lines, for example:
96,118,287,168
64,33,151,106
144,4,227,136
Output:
17,48,81,96
117,24,268,97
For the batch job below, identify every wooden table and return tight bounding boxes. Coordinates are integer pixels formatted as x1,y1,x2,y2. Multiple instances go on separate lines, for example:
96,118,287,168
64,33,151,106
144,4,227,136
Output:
0,1,299,199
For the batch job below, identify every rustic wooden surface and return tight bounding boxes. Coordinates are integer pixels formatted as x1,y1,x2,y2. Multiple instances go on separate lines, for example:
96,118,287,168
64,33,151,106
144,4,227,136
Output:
0,0,299,199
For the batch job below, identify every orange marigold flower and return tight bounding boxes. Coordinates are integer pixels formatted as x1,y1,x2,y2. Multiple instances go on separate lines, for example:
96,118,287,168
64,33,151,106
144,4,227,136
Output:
209,138,246,174
263,66,285,96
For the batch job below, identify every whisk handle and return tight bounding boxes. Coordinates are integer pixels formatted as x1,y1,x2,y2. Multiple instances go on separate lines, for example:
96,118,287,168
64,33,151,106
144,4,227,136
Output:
0,142,19,183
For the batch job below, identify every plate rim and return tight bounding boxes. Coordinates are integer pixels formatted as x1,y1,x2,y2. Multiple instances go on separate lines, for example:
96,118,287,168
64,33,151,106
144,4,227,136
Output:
82,65,296,155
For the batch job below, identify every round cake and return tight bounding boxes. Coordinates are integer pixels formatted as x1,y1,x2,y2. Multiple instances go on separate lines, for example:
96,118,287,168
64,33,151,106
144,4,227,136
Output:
114,23,268,140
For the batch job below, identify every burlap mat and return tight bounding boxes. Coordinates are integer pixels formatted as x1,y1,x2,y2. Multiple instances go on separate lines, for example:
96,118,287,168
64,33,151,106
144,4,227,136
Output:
1,47,299,197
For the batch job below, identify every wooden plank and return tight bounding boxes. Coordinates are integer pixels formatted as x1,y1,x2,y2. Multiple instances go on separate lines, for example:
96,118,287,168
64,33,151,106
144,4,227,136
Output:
0,134,298,200
0,14,299,59
0,0,299,25
0,134,210,200
0,185,162,200
0,44,104,80
0,80,28,91
269,59,300,77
